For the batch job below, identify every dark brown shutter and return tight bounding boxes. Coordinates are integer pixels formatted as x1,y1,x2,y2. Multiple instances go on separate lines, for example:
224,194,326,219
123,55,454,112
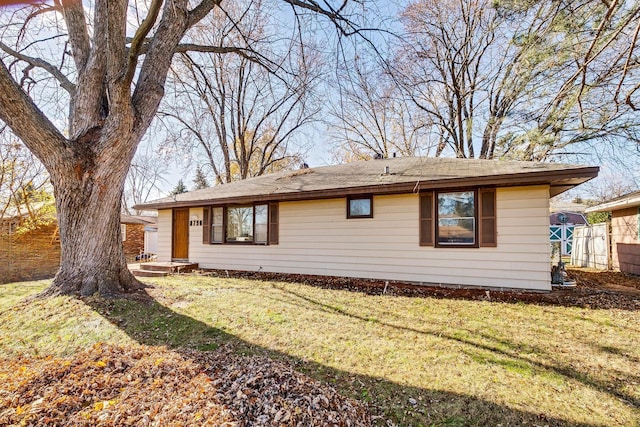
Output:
479,189,497,247
268,202,279,245
202,207,211,244
419,192,434,246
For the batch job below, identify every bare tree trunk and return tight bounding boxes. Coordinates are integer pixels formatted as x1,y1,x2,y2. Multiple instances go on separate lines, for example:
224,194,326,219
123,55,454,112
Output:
46,184,140,296
41,138,142,297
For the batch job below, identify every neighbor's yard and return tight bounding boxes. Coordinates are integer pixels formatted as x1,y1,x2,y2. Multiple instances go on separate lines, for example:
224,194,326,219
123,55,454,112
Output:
1,275,639,426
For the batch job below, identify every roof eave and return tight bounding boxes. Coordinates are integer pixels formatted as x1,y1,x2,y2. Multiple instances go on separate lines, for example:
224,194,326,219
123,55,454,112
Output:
135,166,599,211
585,195,640,213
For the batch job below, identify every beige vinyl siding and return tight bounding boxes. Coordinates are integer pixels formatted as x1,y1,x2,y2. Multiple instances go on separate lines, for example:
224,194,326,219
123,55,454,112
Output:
156,209,173,262
175,185,551,291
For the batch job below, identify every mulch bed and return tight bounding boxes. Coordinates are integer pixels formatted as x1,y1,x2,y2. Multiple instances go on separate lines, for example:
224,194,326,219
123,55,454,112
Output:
0,343,371,426
198,267,640,311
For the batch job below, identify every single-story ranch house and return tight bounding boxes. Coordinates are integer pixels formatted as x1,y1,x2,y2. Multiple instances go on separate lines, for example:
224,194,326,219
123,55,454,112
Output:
136,157,598,291
585,190,640,275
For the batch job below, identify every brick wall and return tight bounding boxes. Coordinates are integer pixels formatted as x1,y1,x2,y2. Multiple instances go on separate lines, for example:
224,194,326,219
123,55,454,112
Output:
122,223,146,261
0,224,61,284
1,222,148,283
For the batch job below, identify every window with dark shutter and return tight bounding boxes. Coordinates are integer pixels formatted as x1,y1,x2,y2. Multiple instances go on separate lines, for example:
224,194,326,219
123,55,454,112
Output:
211,207,224,243
479,189,497,247
202,207,210,244
419,192,434,246
269,202,279,245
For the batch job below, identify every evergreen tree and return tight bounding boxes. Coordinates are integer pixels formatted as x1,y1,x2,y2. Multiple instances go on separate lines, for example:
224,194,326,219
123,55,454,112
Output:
193,166,209,190
171,180,187,195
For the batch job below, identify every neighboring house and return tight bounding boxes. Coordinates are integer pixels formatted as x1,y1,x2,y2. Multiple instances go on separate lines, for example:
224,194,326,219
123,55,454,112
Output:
120,215,158,260
549,211,589,256
0,202,60,283
1,210,158,283
136,157,598,291
585,190,640,275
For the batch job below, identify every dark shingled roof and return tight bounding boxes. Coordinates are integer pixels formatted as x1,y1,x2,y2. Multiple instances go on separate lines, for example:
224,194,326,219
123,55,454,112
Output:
135,157,598,210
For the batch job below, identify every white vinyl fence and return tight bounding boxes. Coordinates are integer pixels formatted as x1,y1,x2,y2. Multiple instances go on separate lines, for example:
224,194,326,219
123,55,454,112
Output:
570,223,610,270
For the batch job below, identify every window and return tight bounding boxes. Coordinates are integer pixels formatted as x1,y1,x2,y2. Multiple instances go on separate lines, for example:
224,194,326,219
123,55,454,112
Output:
347,195,373,218
121,224,127,242
437,191,476,246
420,189,496,248
203,203,277,245
227,206,255,242
254,204,268,244
212,207,223,243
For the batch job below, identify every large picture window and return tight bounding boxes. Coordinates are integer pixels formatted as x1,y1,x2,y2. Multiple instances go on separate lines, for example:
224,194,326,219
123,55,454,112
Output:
420,188,496,248
437,191,476,246
203,203,276,245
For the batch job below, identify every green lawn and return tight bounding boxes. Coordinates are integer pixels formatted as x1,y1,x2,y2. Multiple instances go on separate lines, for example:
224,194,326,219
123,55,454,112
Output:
1,276,639,426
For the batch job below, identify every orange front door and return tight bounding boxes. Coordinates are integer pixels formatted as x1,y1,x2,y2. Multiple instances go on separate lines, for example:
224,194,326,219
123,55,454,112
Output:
172,208,189,260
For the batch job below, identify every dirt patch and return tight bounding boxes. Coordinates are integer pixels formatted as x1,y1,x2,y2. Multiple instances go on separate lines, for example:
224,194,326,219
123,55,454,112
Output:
195,268,640,311
565,268,640,293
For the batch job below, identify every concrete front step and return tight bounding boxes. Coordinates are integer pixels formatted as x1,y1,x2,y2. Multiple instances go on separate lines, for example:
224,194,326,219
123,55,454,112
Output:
132,269,169,278
138,262,199,273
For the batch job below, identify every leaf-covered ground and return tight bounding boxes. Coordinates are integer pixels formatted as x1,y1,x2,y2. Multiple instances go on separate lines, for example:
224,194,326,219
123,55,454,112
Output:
0,343,370,426
1,269,639,426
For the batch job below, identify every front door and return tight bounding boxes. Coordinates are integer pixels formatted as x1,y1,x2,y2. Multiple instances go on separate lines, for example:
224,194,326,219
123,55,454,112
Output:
172,208,189,260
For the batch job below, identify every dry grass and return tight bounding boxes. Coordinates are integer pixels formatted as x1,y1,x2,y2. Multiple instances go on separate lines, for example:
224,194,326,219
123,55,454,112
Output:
1,276,639,426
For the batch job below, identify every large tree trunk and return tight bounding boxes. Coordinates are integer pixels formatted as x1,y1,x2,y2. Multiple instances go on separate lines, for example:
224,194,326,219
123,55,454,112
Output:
41,142,143,297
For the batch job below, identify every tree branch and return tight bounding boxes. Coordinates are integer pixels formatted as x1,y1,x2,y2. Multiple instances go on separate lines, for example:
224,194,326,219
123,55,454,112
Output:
0,41,76,94
131,0,198,146
124,0,164,87
188,0,222,27
280,0,356,35
59,0,91,72
0,60,67,169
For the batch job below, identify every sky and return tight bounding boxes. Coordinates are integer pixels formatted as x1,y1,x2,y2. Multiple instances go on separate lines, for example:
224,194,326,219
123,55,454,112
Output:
1,0,638,203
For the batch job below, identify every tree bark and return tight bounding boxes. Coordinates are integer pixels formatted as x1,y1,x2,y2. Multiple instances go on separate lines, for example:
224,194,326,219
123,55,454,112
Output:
44,180,141,297
41,133,143,297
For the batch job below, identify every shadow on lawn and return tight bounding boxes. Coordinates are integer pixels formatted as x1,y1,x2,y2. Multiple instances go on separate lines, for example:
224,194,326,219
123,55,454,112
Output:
204,269,640,311
273,285,640,410
84,289,607,427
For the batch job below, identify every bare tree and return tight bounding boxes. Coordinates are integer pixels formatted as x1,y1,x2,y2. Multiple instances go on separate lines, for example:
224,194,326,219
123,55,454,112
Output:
0,127,50,221
397,0,640,160
0,0,365,297
159,0,319,184
122,149,169,216
329,54,430,160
